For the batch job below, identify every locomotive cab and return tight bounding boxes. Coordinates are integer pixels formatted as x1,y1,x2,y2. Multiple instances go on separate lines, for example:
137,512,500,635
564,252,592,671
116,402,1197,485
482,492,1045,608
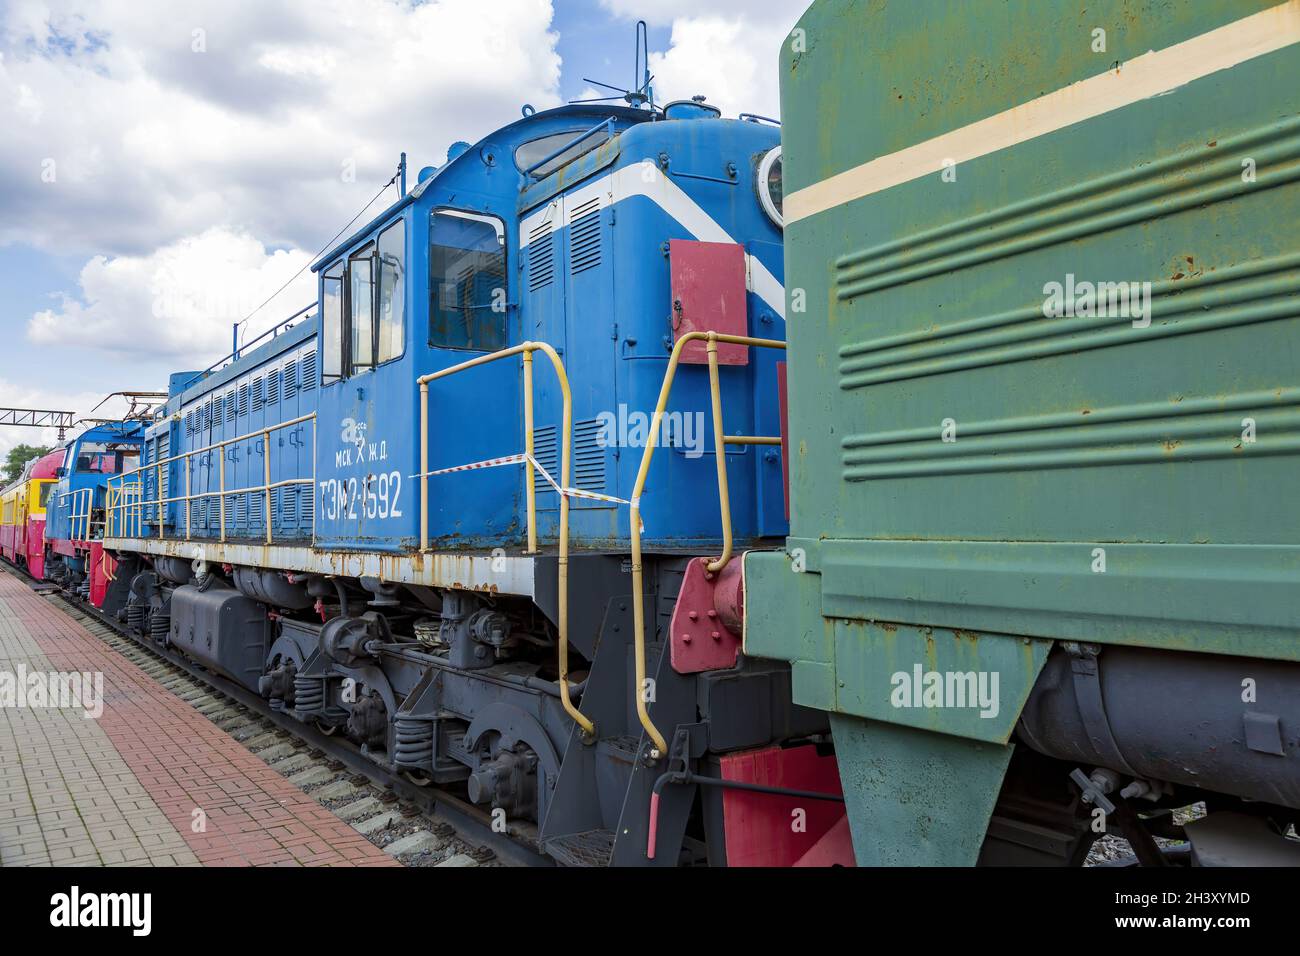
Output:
45,422,143,594
309,101,787,555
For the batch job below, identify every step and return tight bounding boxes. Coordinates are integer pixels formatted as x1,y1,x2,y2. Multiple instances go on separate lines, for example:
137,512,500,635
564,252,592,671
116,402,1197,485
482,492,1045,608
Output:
544,829,615,868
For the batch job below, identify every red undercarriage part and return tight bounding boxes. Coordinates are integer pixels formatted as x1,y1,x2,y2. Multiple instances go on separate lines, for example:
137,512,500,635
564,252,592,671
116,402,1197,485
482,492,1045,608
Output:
48,538,116,607
88,541,115,607
669,555,743,674
720,744,854,867
646,742,855,866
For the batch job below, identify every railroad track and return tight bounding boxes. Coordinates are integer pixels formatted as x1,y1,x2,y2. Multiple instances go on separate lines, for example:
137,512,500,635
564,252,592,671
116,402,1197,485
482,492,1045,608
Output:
6,561,549,868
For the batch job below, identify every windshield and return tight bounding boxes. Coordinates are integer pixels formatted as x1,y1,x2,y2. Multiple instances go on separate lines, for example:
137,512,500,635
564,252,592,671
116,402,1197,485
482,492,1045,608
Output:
73,442,139,475
515,127,612,179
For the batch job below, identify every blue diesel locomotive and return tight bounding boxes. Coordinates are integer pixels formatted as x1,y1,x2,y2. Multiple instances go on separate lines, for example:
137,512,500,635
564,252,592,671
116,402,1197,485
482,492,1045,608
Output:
99,96,834,866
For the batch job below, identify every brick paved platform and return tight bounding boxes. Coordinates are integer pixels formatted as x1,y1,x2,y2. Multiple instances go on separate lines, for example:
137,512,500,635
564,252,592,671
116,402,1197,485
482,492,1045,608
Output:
0,568,398,867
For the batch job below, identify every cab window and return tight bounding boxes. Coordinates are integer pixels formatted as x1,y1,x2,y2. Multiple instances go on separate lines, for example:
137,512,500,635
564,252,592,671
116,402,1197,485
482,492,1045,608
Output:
75,442,118,474
349,243,376,373
429,210,507,351
322,262,344,384
321,217,406,384
377,222,405,363
38,483,53,510
72,443,139,475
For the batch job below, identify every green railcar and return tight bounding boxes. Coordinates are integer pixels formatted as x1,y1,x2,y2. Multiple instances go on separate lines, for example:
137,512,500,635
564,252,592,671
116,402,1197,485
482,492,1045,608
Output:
747,0,1300,864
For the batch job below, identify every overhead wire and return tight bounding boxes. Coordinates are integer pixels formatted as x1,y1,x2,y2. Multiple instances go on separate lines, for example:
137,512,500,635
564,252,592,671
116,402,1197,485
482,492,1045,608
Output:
235,166,402,350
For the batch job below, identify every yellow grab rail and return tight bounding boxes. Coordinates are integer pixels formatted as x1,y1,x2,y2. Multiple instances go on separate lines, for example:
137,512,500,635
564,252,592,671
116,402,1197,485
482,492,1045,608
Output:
104,413,316,545
628,331,786,757
417,342,594,739
105,481,145,538
63,487,97,542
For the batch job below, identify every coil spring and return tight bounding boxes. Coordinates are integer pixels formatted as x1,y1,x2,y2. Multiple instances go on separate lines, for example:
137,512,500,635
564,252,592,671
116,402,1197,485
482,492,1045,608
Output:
126,603,146,632
150,612,170,643
393,718,435,770
294,675,324,714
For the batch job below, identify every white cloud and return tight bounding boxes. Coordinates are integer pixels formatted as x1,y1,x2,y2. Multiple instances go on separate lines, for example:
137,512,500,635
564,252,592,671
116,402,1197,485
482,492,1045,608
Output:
0,377,104,461
599,1,800,119
598,0,797,25
0,0,564,360
646,17,786,120
1,0,798,377
1,0,563,257
28,228,317,359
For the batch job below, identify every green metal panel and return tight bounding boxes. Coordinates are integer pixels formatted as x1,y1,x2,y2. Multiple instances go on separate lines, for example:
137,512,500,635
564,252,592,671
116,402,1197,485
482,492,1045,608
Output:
744,553,1052,743
749,0,1300,863
828,714,1015,866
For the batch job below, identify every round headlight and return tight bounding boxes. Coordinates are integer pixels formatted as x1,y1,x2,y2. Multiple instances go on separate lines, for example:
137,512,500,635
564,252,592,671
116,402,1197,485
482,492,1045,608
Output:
756,146,783,228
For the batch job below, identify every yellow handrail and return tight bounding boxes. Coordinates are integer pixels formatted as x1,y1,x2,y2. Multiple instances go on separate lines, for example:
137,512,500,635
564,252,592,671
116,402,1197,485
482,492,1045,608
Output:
417,341,594,739
64,487,97,542
628,330,786,757
104,413,315,545
106,481,145,538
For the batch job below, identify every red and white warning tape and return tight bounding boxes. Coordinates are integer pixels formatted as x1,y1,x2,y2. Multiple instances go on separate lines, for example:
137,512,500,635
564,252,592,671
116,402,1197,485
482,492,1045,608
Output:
416,453,530,477
414,453,634,508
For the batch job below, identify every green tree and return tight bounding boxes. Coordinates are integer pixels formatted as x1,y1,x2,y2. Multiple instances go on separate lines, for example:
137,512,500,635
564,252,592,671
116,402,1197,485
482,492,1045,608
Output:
3,444,53,485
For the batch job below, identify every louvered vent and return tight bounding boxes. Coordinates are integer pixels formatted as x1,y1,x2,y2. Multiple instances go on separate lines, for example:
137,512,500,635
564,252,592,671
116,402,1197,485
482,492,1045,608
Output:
266,369,279,405
568,198,602,276
532,425,558,498
527,220,555,292
156,435,169,504
226,393,236,423
300,484,314,529
301,352,317,389
283,360,298,400
573,418,607,492
252,377,264,411
238,383,249,415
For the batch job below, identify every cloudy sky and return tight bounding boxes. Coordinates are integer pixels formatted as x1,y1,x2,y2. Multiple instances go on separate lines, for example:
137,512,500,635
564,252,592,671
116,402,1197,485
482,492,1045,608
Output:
0,0,800,454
